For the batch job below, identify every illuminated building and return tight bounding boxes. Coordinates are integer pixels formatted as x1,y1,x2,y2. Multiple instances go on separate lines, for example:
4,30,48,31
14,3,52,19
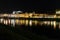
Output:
56,10,60,18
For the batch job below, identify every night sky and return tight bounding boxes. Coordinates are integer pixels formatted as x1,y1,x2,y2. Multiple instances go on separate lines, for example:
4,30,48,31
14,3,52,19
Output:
0,0,56,13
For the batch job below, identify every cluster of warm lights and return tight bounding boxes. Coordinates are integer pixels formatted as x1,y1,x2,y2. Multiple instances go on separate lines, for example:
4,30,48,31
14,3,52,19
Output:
0,13,57,18
1,10,60,18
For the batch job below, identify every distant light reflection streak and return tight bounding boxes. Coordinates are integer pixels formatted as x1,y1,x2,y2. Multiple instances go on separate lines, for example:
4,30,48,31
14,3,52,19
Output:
0,18,58,29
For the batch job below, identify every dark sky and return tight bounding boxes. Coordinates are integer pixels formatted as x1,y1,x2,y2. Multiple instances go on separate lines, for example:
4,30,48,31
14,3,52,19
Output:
56,0,60,9
0,0,56,13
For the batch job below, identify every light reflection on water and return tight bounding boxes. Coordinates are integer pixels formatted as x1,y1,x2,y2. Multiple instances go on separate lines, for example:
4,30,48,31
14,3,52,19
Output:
0,18,58,29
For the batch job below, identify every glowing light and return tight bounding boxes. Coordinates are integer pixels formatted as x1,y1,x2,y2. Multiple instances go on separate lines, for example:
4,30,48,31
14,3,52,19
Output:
29,13,32,17
47,21,50,25
56,11,60,14
25,20,28,26
16,11,22,13
15,19,19,24
44,21,47,24
0,19,3,23
35,20,38,25
54,21,56,29
54,15,56,18
11,19,15,26
5,20,8,25
29,20,32,26
10,15,15,17
51,21,53,25
13,11,16,14
3,14,8,16
8,19,11,24
4,20,5,24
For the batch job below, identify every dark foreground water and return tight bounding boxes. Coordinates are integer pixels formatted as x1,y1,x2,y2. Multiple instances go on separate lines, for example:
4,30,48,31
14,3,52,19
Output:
0,18,59,40
0,23,60,40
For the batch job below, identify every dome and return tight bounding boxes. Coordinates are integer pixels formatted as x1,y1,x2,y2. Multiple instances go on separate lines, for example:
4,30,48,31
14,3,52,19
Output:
12,11,23,14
